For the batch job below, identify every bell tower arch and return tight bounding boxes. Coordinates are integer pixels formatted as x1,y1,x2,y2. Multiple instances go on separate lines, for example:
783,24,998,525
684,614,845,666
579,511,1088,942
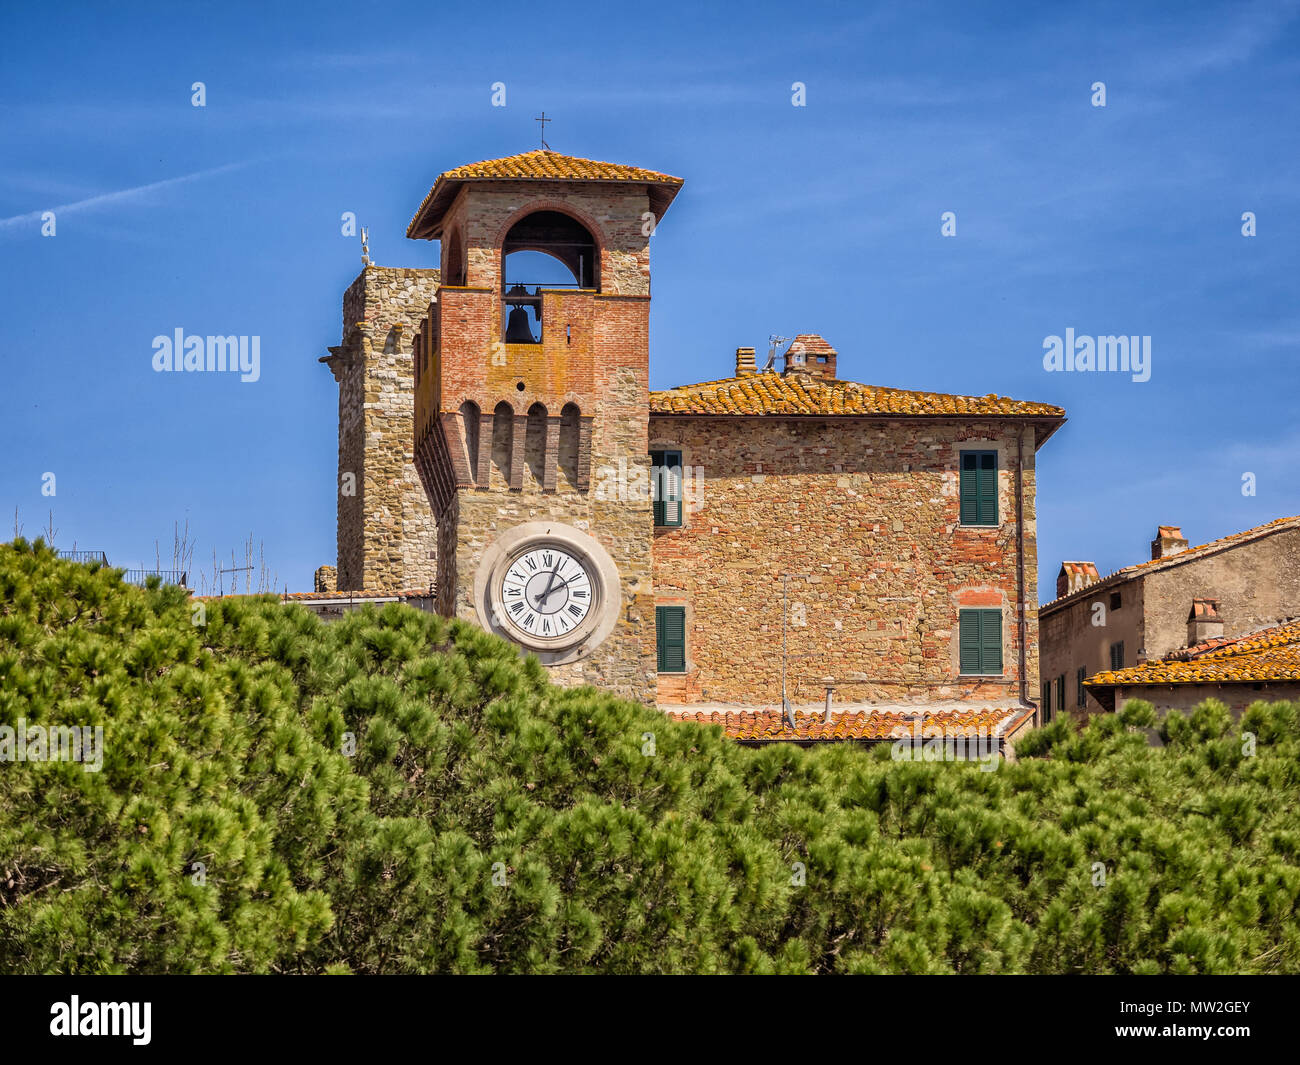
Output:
406,150,682,699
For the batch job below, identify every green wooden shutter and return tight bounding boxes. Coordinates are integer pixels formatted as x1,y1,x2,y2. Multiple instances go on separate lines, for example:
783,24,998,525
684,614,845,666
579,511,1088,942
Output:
1041,682,1051,716
1110,641,1124,670
960,453,978,525
1055,674,1066,712
977,452,997,525
656,606,686,672
651,451,682,528
959,610,981,673
1077,666,1086,706
980,609,1002,674
959,451,997,526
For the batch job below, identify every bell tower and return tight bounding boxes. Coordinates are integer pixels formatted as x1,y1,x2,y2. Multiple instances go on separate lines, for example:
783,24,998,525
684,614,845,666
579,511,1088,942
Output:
406,150,682,699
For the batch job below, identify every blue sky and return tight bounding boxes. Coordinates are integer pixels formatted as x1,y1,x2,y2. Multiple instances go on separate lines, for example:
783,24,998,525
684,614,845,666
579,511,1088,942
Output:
2,0,1298,596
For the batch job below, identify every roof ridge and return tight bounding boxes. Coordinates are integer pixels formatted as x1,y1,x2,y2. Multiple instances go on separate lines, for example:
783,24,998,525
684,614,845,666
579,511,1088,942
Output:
1042,515,1300,611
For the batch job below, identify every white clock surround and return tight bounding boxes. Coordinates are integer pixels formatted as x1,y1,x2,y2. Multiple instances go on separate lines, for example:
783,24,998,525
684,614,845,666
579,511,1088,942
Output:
473,521,623,666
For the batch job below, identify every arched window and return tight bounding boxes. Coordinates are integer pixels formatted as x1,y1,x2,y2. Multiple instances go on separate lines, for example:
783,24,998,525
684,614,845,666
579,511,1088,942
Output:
558,403,582,490
524,403,548,488
501,211,597,344
443,227,466,286
460,400,480,483
491,401,514,488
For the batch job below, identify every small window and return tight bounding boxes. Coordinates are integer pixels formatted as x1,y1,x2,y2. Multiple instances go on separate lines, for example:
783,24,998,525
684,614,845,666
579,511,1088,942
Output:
651,450,683,528
1109,641,1125,670
1076,666,1087,707
656,606,686,673
1041,681,1052,721
1109,591,1122,611
959,451,998,526
1055,674,1066,714
959,608,1002,675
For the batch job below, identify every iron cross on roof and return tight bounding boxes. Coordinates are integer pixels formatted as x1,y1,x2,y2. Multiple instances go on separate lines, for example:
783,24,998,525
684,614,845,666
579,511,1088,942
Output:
535,112,551,150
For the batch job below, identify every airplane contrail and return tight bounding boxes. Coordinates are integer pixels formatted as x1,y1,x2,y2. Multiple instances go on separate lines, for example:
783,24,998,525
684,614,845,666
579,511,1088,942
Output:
0,160,251,232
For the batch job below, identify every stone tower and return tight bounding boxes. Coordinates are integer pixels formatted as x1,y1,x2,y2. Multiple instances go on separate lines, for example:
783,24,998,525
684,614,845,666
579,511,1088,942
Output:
321,265,441,592
405,150,682,699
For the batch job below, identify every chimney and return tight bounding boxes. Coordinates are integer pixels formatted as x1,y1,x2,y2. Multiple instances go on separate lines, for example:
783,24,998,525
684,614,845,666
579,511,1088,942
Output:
1056,561,1100,598
782,334,837,379
735,346,757,376
1187,598,1224,645
1151,525,1189,560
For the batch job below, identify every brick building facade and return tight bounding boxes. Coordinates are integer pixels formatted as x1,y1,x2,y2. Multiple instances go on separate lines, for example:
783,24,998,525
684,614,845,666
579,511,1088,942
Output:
320,150,1066,718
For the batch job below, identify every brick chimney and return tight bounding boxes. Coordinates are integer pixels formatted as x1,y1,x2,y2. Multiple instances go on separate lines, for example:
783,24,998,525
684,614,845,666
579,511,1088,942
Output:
735,346,758,376
782,334,837,379
1056,561,1100,598
1151,525,1189,560
1187,598,1224,645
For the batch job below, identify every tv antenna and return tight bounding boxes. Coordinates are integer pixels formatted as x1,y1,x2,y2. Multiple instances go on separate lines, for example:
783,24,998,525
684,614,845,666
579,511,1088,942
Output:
764,334,791,372
218,564,252,596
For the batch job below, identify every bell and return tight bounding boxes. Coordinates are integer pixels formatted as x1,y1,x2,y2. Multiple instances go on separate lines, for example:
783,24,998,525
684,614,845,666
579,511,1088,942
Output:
505,306,535,344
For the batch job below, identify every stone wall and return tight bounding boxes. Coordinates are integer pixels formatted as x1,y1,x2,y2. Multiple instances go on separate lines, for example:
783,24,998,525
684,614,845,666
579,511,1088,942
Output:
324,265,440,591
648,414,1042,706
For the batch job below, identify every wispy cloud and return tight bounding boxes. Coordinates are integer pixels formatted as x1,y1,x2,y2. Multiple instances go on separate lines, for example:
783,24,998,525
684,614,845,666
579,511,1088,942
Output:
0,160,251,233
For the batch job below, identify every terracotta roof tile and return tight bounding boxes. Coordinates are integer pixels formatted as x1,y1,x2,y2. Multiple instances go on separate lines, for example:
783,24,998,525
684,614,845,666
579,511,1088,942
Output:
668,707,1028,742
1087,618,1300,687
436,150,681,185
649,372,1064,419
408,150,683,238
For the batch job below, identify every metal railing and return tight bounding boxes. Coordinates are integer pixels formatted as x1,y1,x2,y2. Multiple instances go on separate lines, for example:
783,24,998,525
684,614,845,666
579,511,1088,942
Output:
121,569,188,588
57,550,108,565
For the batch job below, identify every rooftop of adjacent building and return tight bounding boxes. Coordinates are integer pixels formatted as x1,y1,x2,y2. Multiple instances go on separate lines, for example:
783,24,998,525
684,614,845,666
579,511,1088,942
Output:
669,702,1034,744
1086,617,1300,688
1042,515,1300,613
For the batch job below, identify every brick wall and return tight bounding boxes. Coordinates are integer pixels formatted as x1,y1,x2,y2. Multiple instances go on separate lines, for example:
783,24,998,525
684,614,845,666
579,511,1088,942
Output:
648,415,1041,706
421,182,659,701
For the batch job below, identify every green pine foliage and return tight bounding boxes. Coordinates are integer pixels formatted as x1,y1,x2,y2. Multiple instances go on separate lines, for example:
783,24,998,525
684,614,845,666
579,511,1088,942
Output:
2,539,1298,973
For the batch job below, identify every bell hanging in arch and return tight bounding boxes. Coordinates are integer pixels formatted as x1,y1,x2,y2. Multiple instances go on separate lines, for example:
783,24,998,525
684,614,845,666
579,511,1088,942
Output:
505,306,535,344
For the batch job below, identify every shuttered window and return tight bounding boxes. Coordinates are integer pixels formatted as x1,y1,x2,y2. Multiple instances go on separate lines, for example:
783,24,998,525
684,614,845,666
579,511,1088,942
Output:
959,608,1003,675
651,450,683,528
1110,641,1124,670
1041,681,1052,721
1055,674,1066,714
959,451,998,526
656,606,686,673
1077,666,1087,707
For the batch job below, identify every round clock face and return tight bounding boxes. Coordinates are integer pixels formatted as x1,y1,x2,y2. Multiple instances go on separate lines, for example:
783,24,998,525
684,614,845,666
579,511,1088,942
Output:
474,521,621,666
498,544,595,643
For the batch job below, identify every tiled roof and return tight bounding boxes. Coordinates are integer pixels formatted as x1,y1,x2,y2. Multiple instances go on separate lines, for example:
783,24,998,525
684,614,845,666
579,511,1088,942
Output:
649,372,1065,419
1086,619,1300,687
407,150,683,238
789,333,836,355
1042,516,1300,611
668,707,1029,743
436,150,681,185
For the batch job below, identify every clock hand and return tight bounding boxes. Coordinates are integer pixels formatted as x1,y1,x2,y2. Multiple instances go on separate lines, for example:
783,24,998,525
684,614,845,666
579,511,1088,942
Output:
534,558,564,604
536,577,573,604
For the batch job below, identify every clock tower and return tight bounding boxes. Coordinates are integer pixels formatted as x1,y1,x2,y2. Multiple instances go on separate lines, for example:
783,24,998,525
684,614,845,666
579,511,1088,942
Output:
406,150,683,699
